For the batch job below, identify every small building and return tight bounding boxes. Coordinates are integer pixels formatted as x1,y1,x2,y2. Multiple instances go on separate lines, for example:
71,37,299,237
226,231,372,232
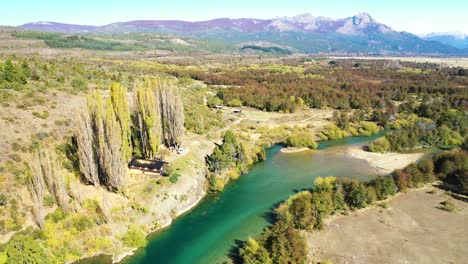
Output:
233,109,242,113
128,158,168,175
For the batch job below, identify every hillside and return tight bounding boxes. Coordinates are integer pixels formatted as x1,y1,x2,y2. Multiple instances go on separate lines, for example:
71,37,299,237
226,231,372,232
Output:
422,32,468,49
19,13,466,56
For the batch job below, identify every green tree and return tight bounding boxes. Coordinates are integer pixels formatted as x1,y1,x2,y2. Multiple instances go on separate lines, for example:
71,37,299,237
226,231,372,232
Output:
206,145,228,173
369,137,391,153
289,192,315,230
134,80,161,158
369,176,397,200
110,83,132,161
239,238,272,264
285,132,318,149
5,234,50,264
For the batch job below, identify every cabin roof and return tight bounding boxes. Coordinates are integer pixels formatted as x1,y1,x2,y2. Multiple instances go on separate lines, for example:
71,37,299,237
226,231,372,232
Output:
128,158,168,171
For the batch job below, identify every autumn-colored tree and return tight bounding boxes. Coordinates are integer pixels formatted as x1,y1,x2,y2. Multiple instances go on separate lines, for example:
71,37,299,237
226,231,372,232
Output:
76,108,99,186
102,98,127,190
76,90,127,191
157,80,184,148
134,79,161,158
29,152,45,229
37,149,69,211
110,83,132,161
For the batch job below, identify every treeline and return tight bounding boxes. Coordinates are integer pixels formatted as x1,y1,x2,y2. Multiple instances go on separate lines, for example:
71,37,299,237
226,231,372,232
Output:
13,31,145,51
370,116,465,152
236,149,467,263
76,79,184,191
166,63,467,113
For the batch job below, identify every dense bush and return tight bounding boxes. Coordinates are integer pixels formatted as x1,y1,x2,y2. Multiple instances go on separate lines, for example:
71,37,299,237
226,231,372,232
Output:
285,132,318,149
0,193,6,206
433,151,468,194
0,59,28,89
69,215,95,232
369,137,391,153
121,225,147,248
3,234,49,264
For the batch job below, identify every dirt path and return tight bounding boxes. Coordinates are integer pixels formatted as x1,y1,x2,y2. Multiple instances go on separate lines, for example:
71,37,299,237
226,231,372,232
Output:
307,188,468,264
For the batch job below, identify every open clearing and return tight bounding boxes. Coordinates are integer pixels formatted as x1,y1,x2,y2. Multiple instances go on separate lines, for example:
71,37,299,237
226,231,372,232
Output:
307,187,468,264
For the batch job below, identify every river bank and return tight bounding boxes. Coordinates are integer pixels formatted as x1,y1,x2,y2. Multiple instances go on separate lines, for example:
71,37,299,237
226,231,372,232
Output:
280,147,310,153
307,186,468,263
344,146,425,174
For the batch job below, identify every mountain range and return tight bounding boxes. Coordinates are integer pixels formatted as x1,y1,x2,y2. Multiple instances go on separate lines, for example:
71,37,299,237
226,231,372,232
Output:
19,13,468,56
421,32,468,50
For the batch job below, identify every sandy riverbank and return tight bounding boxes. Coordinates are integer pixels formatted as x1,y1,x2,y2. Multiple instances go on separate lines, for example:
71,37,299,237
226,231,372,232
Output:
307,187,468,263
280,147,310,153
345,146,424,174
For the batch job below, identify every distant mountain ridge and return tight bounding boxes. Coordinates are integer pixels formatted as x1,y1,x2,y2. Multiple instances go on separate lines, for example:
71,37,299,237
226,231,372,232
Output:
19,13,467,56
421,32,468,49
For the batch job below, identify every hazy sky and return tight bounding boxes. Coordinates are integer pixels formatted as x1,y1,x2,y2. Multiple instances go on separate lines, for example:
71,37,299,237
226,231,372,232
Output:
2,0,467,34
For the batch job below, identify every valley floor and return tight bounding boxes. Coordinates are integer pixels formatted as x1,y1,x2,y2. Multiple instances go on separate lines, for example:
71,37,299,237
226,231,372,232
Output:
307,187,468,264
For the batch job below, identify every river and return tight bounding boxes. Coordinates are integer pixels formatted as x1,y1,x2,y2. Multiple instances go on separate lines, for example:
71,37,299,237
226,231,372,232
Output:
111,133,384,264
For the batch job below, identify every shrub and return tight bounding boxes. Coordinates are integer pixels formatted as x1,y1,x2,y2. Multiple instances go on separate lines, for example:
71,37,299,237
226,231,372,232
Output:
169,172,181,184
358,121,379,136
438,200,457,212
32,111,49,119
227,99,242,107
285,132,318,149
323,124,344,140
369,137,391,153
70,215,95,231
71,78,87,90
288,192,315,230
207,96,222,108
121,226,147,248
4,234,49,264
46,208,67,223
43,195,55,207
368,176,397,200
0,193,6,206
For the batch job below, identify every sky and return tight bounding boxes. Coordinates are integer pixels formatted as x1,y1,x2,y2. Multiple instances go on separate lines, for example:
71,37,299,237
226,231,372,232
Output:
2,0,467,35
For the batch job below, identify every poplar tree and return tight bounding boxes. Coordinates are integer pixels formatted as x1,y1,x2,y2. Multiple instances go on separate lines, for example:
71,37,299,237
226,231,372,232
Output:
87,91,106,184
76,108,100,186
110,83,132,161
157,80,185,148
29,152,45,229
38,149,69,211
134,79,161,158
76,89,127,191
102,97,126,190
